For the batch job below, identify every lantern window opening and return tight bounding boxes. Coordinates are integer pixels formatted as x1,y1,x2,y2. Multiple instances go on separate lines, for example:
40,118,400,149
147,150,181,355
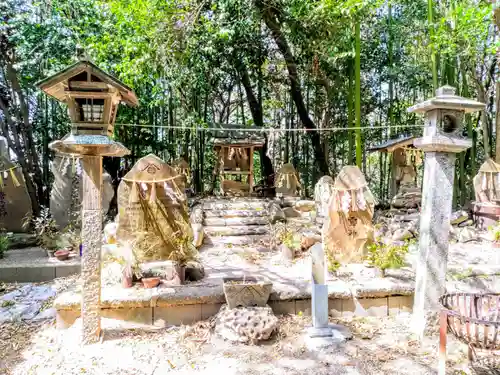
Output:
76,97,105,122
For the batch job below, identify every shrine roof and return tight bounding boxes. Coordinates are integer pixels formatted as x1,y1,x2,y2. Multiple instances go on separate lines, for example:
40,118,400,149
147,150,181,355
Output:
212,124,265,148
368,135,417,153
37,58,138,107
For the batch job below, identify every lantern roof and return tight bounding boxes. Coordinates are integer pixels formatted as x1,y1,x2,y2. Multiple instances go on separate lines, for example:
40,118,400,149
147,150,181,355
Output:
407,85,485,114
37,58,139,107
368,135,417,153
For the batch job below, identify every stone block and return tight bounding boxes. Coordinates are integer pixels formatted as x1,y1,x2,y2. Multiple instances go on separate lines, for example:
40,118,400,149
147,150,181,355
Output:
56,309,80,329
295,299,312,316
154,304,202,326
201,303,222,320
342,298,388,317
328,299,343,317
101,307,153,325
355,298,388,317
55,265,81,278
269,300,296,315
15,266,56,282
0,267,18,282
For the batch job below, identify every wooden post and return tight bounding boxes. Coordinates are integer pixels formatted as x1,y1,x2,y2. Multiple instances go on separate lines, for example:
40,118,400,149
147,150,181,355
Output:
248,146,254,195
438,310,447,375
81,155,103,344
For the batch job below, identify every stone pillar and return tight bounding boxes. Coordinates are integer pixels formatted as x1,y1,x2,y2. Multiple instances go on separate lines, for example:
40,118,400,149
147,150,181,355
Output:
412,152,456,337
408,86,484,338
81,155,103,344
310,243,329,336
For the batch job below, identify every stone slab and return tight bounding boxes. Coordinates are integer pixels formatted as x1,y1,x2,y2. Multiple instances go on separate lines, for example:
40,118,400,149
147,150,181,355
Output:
269,300,296,315
204,209,268,218
204,225,269,236
203,217,269,226
201,303,222,320
154,304,202,326
351,277,415,298
101,307,153,325
388,295,414,316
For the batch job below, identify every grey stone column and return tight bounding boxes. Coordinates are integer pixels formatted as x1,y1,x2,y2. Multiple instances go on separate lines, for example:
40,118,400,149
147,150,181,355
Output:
81,155,103,344
412,151,456,336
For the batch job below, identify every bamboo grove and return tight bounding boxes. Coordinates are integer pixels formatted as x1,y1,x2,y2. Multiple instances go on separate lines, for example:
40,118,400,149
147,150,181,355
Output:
0,0,498,215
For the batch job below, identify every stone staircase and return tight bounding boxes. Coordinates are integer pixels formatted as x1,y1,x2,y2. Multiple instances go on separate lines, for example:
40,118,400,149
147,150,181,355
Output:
200,198,271,246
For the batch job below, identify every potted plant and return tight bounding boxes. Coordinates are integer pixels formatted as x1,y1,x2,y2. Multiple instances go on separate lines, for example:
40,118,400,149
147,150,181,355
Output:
222,275,273,309
28,208,61,257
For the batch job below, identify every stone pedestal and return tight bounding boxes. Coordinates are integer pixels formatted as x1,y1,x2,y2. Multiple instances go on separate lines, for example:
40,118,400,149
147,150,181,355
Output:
81,155,103,344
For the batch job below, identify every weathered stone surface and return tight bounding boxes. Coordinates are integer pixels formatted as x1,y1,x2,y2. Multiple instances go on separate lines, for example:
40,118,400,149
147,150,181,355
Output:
203,217,269,226
268,202,285,224
392,228,413,241
314,176,335,218
80,155,103,345
204,209,268,218
203,234,269,246
204,225,268,237
190,205,204,223
202,199,269,211
300,232,321,250
0,152,32,232
223,278,273,309
450,210,469,225
352,277,415,298
294,200,315,212
280,243,294,261
0,284,56,322
456,227,478,243
192,223,204,248
283,207,301,218
215,305,278,343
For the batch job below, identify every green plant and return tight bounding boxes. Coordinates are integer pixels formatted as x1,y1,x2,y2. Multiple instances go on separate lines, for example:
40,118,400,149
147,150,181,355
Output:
278,227,300,250
326,251,341,274
0,234,9,259
29,207,61,249
487,222,500,241
1,300,15,308
366,239,410,277
169,234,198,266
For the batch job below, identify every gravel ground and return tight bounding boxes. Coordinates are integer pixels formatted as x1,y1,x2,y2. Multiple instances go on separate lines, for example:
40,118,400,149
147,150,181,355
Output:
0,305,490,375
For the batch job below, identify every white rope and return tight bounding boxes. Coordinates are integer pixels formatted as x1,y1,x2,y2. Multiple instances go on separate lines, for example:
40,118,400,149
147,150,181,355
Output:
114,123,426,132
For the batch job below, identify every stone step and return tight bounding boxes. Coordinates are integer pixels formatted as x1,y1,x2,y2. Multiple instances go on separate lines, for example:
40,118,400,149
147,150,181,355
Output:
202,234,270,246
203,217,269,226
204,209,269,218
203,225,269,237
202,199,269,211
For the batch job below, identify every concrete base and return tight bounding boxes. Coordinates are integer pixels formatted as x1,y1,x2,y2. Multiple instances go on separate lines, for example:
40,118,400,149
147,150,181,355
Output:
305,324,352,349
0,248,80,282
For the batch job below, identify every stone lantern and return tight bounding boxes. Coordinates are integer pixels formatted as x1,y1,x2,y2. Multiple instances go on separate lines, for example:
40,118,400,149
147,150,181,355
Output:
407,86,484,338
38,55,138,344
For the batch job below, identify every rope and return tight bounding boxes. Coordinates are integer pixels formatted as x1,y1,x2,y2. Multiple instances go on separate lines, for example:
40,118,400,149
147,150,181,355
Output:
115,123,426,132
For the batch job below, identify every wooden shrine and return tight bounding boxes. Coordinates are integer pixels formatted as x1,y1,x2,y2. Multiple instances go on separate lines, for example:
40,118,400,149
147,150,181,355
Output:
212,125,265,196
368,135,419,200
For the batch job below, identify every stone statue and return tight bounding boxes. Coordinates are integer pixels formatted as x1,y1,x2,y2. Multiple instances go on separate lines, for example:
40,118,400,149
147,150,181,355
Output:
275,163,301,197
473,159,500,203
323,166,375,264
314,176,335,218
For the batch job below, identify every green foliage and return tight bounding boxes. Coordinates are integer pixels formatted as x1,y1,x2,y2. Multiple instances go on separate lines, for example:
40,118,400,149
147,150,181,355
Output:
326,251,341,274
0,234,9,259
489,222,500,242
27,207,61,250
366,239,410,276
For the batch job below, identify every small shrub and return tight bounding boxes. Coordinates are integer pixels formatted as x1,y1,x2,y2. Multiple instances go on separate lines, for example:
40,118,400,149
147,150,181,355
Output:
0,234,9,259
366,239,410,277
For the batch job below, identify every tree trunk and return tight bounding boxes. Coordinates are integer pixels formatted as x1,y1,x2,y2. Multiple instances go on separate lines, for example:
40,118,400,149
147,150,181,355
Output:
234,58,274,179
428,0,439,91
256,0,330,175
